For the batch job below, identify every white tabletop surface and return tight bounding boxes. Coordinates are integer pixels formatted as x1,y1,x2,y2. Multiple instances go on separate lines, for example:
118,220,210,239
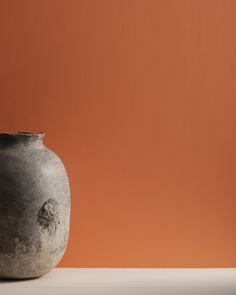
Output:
1,268,236,295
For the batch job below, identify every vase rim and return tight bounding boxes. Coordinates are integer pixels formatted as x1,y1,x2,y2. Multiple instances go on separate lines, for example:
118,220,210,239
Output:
0,132,45,139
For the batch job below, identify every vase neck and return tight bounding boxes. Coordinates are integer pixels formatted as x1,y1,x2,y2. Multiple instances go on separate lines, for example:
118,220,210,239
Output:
0,132,45,149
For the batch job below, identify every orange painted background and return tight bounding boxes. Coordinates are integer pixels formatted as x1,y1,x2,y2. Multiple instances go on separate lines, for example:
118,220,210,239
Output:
1,0,236,267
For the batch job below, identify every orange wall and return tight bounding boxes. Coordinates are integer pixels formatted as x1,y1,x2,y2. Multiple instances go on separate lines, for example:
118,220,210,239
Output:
1,0,236,267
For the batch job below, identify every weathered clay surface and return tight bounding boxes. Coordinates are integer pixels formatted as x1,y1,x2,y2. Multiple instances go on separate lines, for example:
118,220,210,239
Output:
0,132,70,279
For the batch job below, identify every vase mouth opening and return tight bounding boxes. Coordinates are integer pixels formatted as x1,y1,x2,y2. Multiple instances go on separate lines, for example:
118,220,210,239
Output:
0,132,45,139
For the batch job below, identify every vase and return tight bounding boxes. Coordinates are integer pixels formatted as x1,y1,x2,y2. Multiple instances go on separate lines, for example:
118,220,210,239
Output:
0,132,70,279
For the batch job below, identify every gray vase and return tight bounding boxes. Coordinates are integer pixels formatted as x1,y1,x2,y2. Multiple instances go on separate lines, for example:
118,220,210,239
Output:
0,132,70,279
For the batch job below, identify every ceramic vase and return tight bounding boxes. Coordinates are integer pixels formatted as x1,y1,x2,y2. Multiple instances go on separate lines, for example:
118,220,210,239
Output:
0,132,70,279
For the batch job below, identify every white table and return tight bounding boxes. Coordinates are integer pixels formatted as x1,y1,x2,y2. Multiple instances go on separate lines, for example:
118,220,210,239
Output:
1,268,236,294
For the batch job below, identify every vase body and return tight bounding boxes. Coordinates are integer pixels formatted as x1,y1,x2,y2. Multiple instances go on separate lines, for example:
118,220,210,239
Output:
0,132,70,279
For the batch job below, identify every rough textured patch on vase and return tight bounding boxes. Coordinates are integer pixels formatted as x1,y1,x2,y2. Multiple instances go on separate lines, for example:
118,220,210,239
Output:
37,198,61,235
0,132,70,279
